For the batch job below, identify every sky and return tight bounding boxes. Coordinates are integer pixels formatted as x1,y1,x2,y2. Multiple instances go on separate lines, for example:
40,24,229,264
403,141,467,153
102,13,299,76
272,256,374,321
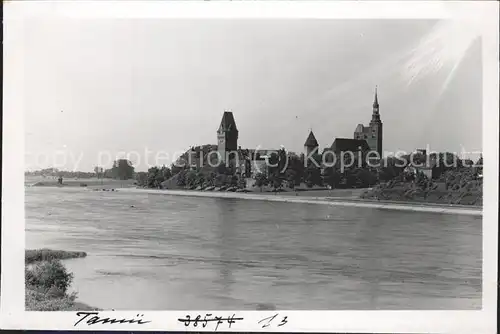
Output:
20,19,483,172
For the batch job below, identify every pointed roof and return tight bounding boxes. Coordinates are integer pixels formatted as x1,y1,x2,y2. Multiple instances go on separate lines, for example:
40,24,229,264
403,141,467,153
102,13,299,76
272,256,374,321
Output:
218,111,238,132
304,130,319,147
373,86,379,108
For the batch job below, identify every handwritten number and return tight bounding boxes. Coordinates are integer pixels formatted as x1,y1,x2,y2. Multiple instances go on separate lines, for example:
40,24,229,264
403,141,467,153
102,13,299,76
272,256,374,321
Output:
258,313,278,328
178,314,243,330
258,314,288,328
202,313,212,328
278,316,288,326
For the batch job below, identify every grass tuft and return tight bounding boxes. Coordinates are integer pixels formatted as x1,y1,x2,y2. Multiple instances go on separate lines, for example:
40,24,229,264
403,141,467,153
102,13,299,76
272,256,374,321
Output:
25,249,99,311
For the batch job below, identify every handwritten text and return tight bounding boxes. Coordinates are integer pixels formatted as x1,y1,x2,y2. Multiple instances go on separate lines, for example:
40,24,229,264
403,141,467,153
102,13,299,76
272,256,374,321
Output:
178,313,244,331
74,312,151,327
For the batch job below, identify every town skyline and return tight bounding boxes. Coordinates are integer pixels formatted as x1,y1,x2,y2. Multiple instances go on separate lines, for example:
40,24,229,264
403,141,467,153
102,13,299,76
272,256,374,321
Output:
23,19,483,172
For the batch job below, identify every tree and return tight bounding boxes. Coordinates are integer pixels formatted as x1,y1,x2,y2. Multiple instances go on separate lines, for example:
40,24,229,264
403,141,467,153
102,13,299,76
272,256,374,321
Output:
286,155,304,186
254,173,268,192
161,165,172,181
429,152,462,171
230,175,238,187
216,163,228,175
345,170,358,188
94,166,104,179
267,152,280,176
196,172,205,187
474,155,483,175
186,170,197,188
135,171,148,187
206,171,216,187
322,166,341,188
270,174,283,191
103,168,114,178
304,163,322,187
111,159,134,180
379,156,404,181
238,175,246,189
215,173,228,187
175,170,187,186
285,169,298,189
355,168,377,188
145,166,168,188
171,163,184,176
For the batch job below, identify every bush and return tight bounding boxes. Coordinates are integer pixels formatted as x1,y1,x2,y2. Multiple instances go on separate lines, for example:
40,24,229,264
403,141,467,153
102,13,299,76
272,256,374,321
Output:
25,286,82,311
26,260,74,294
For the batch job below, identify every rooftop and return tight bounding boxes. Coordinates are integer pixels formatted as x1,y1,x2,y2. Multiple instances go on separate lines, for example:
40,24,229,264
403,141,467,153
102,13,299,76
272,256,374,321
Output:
304,131,319,147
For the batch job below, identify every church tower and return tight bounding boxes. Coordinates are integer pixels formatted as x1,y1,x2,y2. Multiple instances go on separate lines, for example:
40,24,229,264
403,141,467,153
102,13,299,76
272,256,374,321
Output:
353,86,383,158
217,110,239,163
369,87,383,157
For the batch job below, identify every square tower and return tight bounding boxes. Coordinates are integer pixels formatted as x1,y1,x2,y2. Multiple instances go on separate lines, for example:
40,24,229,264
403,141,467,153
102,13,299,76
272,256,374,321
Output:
217,110,239,163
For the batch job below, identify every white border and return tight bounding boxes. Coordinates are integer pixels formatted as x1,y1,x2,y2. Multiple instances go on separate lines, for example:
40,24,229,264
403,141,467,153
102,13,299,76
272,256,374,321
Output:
2,1,498,332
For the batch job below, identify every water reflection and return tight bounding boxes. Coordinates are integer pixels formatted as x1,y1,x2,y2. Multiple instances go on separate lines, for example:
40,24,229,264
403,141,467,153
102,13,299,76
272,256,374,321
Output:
214,199,237,298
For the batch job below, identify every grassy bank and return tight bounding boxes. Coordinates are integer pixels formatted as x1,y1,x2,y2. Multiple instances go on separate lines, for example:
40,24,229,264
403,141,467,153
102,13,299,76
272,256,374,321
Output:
361,172,482,206
25,249,99,311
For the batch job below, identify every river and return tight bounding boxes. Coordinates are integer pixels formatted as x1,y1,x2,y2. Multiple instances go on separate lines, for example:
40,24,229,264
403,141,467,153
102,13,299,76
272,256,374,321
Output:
25,187,482,310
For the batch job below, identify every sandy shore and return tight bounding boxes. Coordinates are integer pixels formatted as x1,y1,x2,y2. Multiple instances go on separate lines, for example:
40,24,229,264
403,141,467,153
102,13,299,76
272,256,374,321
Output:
118,188,482,216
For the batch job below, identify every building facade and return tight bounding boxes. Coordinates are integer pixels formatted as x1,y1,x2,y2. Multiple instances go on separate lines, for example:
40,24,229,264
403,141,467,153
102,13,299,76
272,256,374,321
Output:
210,87,383,178
354,87,383,157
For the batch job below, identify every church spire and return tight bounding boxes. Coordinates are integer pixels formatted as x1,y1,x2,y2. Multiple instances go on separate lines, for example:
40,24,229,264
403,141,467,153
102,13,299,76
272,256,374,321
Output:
371,86,381,124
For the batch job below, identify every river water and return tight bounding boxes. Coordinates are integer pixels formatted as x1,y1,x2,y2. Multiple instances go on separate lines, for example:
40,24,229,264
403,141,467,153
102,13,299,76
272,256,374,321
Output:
25,187,482,310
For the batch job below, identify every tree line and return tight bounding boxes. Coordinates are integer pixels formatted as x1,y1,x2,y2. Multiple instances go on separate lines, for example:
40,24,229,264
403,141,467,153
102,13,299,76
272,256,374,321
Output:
26,152,483,191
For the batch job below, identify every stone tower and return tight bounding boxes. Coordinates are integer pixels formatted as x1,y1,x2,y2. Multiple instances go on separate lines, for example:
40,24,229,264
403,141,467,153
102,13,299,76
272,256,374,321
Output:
304,130,319,157
370,87,383,157
217,110,239,163
354,87,383,157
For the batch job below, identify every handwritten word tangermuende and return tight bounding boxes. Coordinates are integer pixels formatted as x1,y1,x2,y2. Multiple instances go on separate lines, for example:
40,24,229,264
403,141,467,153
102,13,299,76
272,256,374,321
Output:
74,311,151,327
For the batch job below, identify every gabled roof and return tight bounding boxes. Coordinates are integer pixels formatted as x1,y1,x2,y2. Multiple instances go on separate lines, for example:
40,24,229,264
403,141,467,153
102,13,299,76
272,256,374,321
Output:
304,131,319,147
330,138,370,153
218,111,238,132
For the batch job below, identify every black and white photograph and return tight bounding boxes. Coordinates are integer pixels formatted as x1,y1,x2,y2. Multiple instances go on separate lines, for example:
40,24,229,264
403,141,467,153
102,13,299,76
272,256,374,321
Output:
1,1,498,332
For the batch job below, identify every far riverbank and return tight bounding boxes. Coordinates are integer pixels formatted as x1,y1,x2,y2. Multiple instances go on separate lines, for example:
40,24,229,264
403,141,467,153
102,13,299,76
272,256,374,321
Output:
25,176,136,189
118,188,482,216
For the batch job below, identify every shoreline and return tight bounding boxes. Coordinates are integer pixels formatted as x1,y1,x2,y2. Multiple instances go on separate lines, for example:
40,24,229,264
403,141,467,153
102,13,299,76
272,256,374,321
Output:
118,188,482,216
